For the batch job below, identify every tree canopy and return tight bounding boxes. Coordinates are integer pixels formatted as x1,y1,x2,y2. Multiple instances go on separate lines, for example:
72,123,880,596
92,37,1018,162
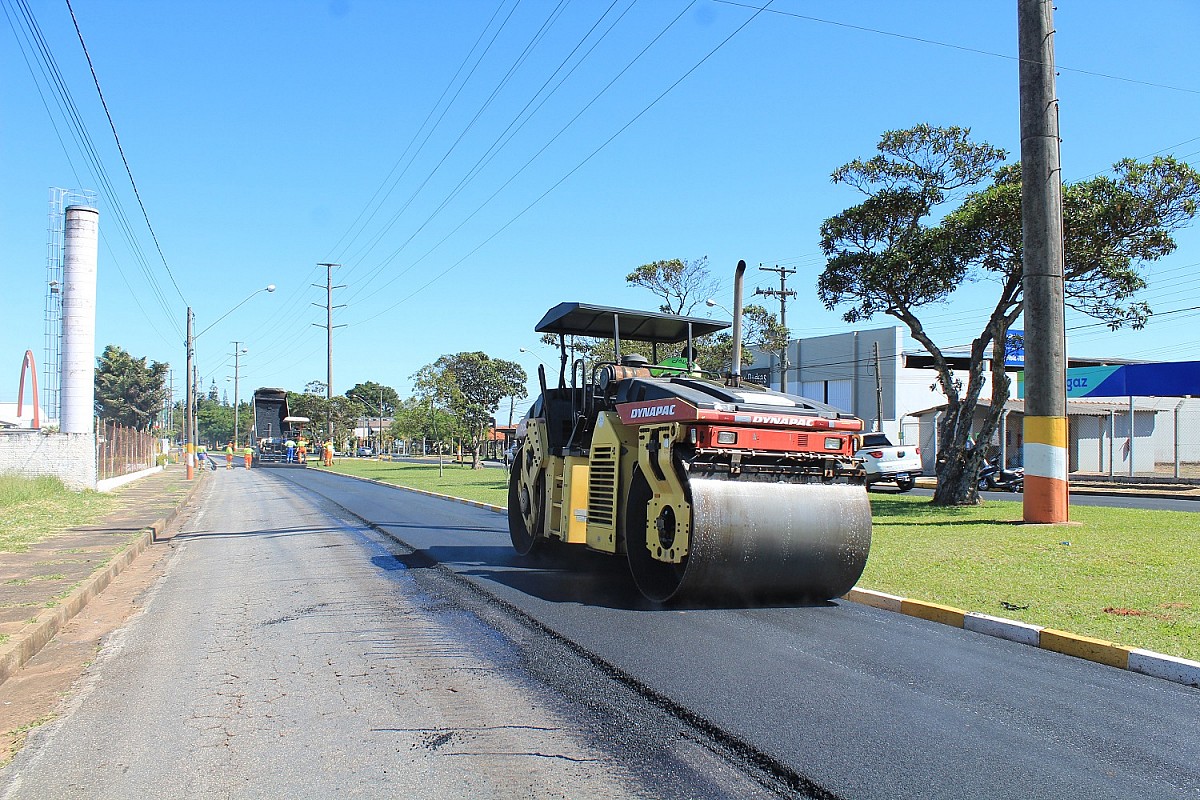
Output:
819,123,1200,505
94,344,168,431
411,352,527,468
626,256,717,315
345,381,400,416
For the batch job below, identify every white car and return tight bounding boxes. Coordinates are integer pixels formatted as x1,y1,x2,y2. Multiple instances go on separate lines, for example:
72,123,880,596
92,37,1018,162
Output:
855,433,922,492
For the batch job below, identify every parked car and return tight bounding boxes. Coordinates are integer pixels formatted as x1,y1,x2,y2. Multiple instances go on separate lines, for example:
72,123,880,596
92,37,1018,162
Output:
356,446,373,457
855,432,922,492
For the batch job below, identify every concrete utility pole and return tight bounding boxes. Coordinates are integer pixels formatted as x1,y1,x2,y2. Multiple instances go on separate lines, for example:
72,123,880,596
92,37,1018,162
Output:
754,264,797,392
314,263,345,440
185,308,195,480
232,341,247,447
873,341,884,432
1018,0,1069,524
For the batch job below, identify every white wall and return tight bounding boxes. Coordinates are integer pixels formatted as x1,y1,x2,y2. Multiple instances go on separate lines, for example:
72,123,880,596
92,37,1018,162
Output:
0,431,96,490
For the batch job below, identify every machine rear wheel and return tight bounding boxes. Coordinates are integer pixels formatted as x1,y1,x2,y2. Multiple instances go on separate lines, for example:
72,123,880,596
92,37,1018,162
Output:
507,446,544,556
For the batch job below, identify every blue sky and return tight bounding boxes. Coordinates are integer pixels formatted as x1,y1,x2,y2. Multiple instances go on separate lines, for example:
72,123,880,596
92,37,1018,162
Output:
3,0,1198,418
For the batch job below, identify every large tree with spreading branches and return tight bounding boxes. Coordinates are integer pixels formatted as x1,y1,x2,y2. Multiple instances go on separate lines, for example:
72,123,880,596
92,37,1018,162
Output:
819,123,1200,505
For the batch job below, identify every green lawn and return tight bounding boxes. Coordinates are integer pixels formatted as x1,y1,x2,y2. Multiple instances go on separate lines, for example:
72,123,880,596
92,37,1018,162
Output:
0,476,118,554
324,459,1199,660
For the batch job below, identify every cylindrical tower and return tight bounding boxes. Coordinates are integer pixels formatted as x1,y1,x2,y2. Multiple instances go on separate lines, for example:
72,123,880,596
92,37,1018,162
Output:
59,205,99,434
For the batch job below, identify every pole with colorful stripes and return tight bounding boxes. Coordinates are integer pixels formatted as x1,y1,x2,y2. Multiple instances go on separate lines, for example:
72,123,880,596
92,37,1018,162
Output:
1018,0,1069,523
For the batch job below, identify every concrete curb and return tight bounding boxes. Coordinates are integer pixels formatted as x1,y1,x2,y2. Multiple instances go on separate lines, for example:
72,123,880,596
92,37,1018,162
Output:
0,472,203,687
843,588,1197,688
325,471,1200,690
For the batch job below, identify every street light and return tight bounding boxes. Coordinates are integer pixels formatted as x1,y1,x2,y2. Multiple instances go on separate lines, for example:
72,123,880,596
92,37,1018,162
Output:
185,284,275,480
705,298,733,316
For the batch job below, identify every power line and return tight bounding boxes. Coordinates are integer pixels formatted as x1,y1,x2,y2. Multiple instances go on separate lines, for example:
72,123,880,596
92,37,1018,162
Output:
64,0,186,306
713,0,1200,95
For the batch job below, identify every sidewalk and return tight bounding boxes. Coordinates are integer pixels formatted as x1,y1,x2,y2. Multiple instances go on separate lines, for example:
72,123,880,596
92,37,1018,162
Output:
0,464,201,686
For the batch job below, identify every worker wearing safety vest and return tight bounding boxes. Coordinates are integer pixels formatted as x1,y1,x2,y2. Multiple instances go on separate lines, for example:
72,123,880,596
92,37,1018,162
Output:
285,438,297,463
243,445,253,469
224,443,234,469
323,440,334,467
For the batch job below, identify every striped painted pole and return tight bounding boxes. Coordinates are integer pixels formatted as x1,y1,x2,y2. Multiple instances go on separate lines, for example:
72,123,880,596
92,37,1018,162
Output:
1024,416,1068,523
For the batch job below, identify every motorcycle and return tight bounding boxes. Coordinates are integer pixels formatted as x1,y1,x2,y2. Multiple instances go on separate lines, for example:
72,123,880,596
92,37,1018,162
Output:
977,456,1024,492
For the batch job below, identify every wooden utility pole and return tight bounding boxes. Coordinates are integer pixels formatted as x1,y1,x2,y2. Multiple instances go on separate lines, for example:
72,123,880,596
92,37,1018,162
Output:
314,263,345,440
755,264,797,392
1018,0,1069,523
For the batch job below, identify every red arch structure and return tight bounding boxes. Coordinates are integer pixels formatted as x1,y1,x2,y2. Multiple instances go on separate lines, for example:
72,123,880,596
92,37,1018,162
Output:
17,350,40,429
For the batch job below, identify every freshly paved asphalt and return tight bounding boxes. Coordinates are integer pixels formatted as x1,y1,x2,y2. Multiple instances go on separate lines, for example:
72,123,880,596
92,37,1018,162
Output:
278,467,1200,800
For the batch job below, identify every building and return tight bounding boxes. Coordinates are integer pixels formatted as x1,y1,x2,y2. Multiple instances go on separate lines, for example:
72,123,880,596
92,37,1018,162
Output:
745,325,987,447
746,326,1199,478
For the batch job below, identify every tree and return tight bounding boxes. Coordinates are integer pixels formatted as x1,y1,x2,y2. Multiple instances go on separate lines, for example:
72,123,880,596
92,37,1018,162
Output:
344,381,400,416
819,124,1200,505
412,352,526,468
626,256,717,315
287,392,359,448
94,345,169,431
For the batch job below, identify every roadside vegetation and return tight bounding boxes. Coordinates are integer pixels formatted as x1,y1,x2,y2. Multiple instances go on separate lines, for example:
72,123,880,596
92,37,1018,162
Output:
0,476,117,554
325,459,1198,660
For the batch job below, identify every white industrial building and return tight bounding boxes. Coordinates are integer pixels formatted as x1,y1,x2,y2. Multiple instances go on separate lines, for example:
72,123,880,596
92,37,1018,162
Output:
746,325,1200,478
744,325,976,448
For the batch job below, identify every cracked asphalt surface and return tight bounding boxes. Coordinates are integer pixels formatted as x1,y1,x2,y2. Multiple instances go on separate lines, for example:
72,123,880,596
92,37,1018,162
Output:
1,469,776,799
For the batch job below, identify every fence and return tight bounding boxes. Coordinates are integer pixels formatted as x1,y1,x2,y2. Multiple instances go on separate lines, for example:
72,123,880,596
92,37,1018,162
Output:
1072,398,1200,480
97,420,158,480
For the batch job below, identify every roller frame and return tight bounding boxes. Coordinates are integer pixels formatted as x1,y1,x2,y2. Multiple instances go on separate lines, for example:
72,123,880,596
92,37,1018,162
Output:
516,419,549,540
636,423,691,564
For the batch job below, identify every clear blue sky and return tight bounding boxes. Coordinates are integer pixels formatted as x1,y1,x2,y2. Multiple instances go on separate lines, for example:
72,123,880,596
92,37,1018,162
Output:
3,0,1198,418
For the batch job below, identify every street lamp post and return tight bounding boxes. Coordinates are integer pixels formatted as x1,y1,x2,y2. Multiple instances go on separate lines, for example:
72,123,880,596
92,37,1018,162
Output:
185,284,275,480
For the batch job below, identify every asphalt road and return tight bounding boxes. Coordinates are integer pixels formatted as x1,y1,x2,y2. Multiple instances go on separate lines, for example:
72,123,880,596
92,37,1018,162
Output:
2,470,775,800
277,468,1200,800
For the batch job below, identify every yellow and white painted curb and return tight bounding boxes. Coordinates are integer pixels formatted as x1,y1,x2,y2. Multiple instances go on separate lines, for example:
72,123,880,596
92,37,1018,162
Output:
844,588,1200,689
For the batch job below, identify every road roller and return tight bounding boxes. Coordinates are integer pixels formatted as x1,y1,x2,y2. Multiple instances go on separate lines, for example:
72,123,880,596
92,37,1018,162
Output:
508,260,871,603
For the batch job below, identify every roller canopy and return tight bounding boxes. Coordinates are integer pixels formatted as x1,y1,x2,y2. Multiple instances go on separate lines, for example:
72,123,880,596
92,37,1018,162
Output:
536,302,729,343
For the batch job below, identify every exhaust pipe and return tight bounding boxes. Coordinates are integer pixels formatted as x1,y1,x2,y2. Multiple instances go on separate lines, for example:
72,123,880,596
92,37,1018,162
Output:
728,259,746,387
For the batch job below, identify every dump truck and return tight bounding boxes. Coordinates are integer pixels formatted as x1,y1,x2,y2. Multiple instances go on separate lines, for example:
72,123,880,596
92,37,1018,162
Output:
252,387,309,467
508,260,872,603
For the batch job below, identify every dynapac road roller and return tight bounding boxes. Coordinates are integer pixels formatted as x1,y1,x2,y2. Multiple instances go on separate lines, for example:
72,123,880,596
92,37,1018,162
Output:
508,261,871,603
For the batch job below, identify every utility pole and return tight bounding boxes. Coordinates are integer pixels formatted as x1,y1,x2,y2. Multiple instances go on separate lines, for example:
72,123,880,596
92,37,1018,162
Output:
754,264,797,392
185,309,194,480
314,263,345,440
231,341,246,447
1018,0,1068,524
873,341,884,432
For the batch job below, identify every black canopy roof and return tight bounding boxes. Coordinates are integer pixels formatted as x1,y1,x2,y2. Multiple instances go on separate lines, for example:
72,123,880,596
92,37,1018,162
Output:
535,302,729,343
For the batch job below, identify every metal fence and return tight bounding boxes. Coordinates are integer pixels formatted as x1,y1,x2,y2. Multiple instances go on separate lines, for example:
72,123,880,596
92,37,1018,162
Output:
97,420,159,480
1072,398,1200,480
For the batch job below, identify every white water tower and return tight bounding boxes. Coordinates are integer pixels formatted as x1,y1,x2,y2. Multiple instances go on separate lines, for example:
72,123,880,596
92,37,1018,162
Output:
59,205,99,435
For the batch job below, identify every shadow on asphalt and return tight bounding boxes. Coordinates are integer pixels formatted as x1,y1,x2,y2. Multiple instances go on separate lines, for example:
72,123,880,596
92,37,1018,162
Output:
373,543,839,613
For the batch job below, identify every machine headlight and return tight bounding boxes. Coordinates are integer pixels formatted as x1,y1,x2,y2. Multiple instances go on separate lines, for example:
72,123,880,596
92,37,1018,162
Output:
716,431,738,445
824,437,842,450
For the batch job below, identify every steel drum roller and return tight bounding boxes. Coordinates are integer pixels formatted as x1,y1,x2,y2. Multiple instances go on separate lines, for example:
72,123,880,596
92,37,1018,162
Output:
632,478,872,603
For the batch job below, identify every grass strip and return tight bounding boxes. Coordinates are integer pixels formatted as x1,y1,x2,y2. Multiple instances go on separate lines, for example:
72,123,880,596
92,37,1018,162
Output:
0,476,117,555
325,459,1198,660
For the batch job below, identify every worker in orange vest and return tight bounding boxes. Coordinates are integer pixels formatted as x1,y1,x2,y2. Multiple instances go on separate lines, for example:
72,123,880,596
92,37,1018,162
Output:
323,439,334,467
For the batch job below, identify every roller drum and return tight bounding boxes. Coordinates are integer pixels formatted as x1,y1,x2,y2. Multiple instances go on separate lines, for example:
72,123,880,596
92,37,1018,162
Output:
631,478,871,603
